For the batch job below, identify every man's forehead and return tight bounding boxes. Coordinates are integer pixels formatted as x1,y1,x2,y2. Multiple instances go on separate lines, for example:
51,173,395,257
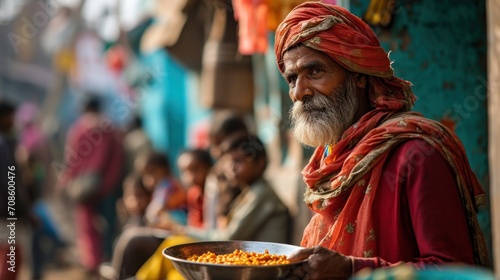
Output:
283,45,308,59
283,46,332,72
283,46,312,68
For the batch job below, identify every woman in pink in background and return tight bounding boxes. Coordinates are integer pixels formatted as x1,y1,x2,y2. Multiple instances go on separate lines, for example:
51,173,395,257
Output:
62,96,124,277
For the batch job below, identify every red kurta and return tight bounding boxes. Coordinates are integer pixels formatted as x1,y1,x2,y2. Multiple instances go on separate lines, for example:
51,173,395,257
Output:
301,140,476,272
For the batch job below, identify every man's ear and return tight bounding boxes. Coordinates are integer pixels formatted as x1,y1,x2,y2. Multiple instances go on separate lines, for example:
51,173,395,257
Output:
354,73,367,89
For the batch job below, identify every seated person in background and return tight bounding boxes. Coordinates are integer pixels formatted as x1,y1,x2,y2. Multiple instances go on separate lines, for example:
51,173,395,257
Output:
204,112,250,230
141,151,187,228
116,173,152,229
176,149,213,229
180,134,291,243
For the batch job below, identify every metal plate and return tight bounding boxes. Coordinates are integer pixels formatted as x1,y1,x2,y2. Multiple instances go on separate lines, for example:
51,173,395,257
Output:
163,241,307,280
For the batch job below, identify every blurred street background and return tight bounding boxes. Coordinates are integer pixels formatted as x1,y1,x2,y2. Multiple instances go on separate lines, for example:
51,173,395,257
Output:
0,0,495,279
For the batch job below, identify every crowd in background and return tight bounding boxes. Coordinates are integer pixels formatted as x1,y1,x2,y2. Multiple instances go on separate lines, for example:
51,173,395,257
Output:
0,94,304,280
0,1,321,278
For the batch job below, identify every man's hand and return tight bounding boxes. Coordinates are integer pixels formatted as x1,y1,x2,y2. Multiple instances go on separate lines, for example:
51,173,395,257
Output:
286,246,352,280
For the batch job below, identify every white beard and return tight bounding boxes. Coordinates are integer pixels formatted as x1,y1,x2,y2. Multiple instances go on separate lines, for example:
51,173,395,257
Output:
289,75,359,147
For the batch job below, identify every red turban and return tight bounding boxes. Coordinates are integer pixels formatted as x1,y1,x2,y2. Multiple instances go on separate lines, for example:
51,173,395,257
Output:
275,2,416,111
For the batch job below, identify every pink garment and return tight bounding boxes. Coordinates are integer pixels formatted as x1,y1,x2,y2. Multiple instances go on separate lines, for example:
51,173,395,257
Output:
232,0,269,54
63,113,123,199
76,206,102,270
15,102,45,153
189,119,210,149
64,112,124,271
19,125,45,153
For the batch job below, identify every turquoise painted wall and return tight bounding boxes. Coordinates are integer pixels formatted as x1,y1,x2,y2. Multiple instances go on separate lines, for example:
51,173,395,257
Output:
140,50,188,175
350,0,490,259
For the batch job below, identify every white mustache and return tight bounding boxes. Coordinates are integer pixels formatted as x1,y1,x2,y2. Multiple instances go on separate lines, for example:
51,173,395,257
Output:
289,77,359,147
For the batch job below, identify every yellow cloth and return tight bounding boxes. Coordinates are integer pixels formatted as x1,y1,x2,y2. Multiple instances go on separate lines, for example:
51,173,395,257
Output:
136,235,198,280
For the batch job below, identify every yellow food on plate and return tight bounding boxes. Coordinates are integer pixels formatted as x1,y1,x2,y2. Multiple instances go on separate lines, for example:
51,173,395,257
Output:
187,249,290,265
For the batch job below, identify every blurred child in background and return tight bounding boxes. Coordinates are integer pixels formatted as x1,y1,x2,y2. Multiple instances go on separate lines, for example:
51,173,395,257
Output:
141,151,187,228
176,149,213,228
116,173,152,230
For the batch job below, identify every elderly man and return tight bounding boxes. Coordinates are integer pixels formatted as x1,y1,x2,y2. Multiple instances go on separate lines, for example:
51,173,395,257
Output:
274,2,490,279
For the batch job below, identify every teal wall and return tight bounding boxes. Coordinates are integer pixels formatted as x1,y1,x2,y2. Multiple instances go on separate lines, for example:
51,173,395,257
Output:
141,50,188,175
350,0,490,259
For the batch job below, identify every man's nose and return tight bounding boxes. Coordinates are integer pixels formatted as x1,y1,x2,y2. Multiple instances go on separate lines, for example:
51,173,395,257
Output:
290,77,312,102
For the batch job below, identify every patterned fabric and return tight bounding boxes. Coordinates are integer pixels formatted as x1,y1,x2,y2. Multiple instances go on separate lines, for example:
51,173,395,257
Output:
300,111,489,267
273,2,489,267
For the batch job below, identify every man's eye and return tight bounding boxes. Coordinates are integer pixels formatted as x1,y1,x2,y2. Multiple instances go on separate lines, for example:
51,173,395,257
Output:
287,75,297,85
310,68,322,75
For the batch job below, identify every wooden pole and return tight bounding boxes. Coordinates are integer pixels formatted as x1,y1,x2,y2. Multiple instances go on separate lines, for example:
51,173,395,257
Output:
487,0,500,274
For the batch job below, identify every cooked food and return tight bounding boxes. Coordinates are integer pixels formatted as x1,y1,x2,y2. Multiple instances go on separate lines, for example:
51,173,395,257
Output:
187,249,290,265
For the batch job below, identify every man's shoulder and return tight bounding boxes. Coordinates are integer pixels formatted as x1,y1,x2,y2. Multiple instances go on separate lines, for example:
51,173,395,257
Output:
375,113,457,150
385,138,449,174
392,138,435,152
377,112,437,128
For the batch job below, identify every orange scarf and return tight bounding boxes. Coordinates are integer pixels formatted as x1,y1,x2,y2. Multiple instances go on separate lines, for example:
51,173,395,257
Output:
300,109,489,266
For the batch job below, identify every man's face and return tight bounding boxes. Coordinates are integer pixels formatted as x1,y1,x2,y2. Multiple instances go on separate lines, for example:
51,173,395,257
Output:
282,45,360,147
